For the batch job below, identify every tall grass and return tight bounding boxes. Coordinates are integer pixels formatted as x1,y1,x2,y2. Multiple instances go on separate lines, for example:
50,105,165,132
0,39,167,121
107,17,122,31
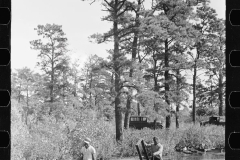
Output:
117,124,224,159
71,121,224,159
175,124,225,150
12,99,224,160
71,119,118,160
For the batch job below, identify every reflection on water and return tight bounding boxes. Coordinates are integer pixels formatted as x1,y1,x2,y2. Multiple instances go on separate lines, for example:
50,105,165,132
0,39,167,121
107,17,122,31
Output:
117,151,225,160
163,151,225,160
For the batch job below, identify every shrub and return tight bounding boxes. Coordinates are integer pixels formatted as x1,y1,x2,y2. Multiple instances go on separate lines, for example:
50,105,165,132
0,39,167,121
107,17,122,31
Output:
119,127,182,157
12,99,224,160
175,124,225,150
118,124,225,158
11,100,32,160
70,119,117,160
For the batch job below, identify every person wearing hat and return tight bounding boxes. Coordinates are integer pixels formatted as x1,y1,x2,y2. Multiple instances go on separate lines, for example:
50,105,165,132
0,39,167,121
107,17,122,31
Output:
144,137,163,160
80,138,96,160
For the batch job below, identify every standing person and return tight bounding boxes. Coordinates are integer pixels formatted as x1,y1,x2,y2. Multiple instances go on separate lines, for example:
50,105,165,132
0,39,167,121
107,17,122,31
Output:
144,137,163,160
80,138,96,160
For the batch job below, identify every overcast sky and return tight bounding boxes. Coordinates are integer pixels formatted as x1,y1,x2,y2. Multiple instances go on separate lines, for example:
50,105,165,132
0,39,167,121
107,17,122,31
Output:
11,0,225,72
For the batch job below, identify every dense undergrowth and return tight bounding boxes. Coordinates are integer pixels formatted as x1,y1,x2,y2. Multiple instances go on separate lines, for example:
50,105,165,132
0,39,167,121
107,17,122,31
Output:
12,100,224,160
118,124,224,158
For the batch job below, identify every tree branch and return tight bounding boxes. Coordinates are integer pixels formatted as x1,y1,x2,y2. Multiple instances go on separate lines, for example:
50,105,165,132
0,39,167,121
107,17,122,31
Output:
90,0,96,5
103,0,114,9
117,0,127,12
121,84,139,91
117,5,131,17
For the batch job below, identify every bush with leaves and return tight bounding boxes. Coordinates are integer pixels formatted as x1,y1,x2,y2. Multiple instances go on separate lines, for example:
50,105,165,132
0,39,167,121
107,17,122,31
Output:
119,124,224,158
25,114,71,159
11,100,32,160
70,117,117,160
119,128,181,157
175,124,225,151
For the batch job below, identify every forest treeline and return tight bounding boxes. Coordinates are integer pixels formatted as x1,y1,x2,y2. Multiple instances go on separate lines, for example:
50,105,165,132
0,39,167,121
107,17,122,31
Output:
12,0,225,158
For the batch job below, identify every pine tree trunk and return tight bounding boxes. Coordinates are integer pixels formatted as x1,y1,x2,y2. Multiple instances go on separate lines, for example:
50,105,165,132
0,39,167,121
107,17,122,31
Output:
192,46,200,124
115,79,123,142
18,84,21,103
166,115,171,129
124,95,131,129
164,39,171,129
176,107,179,128
50,76,54,103
153,58,158,92
137,102,141,115
73,77,77,97
192,61,197,124
89,73,93,109
176,70,180,128
27,85,29,107
49,71,54,114
192,46,201,123
218,72,223,116
50,52,54,103
124,4,140,129
113,1,123,141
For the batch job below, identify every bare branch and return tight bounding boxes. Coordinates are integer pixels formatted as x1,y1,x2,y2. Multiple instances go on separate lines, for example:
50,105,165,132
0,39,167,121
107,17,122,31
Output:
90,0,96,5
120,37,133,43
117,0,127,12
138,52,149,63
39,51,52,62
117,5,131,17
121,84,139,91
102,2,114,12
103,0,114,9
119,30,133,39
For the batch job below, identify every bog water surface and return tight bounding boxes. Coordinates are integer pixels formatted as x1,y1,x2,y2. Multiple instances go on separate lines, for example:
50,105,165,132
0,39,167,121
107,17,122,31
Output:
114,151,225,160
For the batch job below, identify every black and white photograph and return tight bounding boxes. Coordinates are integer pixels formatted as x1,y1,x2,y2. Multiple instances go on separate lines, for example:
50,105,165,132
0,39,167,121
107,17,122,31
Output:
11,0,225,159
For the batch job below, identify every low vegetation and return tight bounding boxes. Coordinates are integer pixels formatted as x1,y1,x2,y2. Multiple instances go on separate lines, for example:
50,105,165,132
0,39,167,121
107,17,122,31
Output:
119,124,224,158
12,100,224,160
